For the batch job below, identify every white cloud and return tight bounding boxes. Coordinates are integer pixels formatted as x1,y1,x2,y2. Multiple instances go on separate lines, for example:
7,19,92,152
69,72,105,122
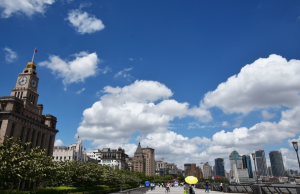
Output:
0,0,55,18
114,67,133,79
280,148,300,170
222,121,229,126
79,2,91,9
3,47,18,63
76,88,85,94
54,139,64,146
39,51,99,90
101,66,111,74
261,110,275,120
202,54,300,114
66,9,105,34
77,80,212,145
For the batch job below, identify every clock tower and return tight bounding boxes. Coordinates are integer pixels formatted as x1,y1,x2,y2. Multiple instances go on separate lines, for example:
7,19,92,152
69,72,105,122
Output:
0,60,59,157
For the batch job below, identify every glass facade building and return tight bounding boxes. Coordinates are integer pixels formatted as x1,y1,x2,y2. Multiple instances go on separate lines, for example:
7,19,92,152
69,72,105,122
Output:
269,151,285,176
255,150,268,176
215,158,225,176
242,155,253,178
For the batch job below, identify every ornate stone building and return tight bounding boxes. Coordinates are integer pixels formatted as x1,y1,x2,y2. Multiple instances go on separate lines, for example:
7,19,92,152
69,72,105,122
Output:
0,61,58,157
132,142,155,176
185,163,203,180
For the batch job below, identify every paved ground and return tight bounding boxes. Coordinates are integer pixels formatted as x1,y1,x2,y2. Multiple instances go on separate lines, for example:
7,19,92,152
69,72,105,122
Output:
145,186,241,194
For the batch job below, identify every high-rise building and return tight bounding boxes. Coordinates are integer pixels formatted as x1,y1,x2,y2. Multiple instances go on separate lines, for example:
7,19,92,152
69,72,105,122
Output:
215,158,225,176
132,142,155,175
201,162,212,179
269,151,285,177
242,155,253,178
0,61,58,157
229,151,243,169
185,163,203,180
267,166,273,177
255,150,268,176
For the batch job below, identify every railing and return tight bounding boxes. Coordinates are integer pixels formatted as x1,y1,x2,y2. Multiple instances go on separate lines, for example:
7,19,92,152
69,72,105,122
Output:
195,182,300,193
261,185,299,194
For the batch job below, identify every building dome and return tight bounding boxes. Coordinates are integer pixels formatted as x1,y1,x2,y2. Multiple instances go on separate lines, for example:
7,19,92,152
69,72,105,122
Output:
229,150,240,159
26,62,36,70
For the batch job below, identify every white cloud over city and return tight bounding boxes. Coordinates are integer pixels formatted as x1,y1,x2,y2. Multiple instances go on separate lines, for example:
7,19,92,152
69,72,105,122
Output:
77,54,300,170
0,0,55,18
66,9,105,34
39,51,99,90
201,54,300,114
3,47,18,63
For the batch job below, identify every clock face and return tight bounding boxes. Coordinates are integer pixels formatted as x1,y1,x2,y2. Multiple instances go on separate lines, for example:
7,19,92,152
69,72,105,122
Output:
30,79,37,88
19,76,27,85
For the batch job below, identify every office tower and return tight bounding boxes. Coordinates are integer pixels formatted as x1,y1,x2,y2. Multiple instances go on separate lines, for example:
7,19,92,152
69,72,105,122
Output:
132,142,155,175
255,150,268,176
267,166,273,177
242,155,253,178
201,162,212,179
269,151,285,176
229,150,243,171
215,158,225,176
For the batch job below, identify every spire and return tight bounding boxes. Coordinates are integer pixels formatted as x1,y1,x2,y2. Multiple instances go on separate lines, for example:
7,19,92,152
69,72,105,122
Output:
135,142,142,153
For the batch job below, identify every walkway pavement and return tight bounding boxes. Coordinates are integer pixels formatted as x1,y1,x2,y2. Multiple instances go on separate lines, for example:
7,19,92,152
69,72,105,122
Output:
145,186,243,194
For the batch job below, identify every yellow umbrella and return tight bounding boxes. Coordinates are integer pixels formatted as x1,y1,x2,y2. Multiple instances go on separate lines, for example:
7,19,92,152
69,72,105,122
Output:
185,176,198,184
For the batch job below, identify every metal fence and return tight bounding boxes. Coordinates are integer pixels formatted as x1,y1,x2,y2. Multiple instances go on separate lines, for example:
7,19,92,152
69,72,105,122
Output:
195,182,300,194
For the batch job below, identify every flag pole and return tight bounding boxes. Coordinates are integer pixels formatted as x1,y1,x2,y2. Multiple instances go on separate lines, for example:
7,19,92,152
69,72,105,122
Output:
31,47,36,62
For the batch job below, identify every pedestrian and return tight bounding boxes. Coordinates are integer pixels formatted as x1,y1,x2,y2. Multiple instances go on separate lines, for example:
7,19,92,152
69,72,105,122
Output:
184,182,189,194
191,184,195,194
205,181,209,193
158,183,160,188
220,182,223,192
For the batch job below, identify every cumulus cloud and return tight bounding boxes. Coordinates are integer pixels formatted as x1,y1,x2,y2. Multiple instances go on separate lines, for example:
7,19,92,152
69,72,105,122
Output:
3,47,18,63
39,51,99,90
76,88,85,94
202,54,300,114
77,80,212,145
280,148,300,170
114,67,133,79
100,66,111,74
0,0,55,18
66,9,105,34
54,139,64,146
261,110,275,120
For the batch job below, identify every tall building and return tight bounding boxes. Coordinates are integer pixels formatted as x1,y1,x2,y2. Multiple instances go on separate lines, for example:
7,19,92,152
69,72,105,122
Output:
201,162,212,179
155,161,178,177
242,155,253,178
267,166,273,177
255,150,268,176
0,61,58,156
185,163,203,180
132,142,155,175
215,158,225,176
269,151,285,177
53,140,88,162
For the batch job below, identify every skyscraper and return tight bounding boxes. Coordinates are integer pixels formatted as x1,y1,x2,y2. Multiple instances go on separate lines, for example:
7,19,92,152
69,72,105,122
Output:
242,155,253,178
215,158,225,176
255,150,268,176
269,151,285,177
229,150,243,170
267,166,273,177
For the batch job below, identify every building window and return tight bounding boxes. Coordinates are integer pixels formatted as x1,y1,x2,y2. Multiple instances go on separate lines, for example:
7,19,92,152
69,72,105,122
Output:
60,157,62,160
56,156,58,160
35,132,39,147
20,92,23,99
10,123,15,137
47,136,52,156
40,133,44,148
0,121,2,130
24,129,30,150
30,130,35,149
20,127,25,142
17,92,20,98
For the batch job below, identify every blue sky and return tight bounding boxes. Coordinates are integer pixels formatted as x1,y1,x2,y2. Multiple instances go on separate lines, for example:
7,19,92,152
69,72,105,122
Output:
1,0,300,171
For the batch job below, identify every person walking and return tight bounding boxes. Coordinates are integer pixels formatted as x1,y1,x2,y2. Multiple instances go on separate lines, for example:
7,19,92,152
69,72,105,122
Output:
167,182,171,192
220,182,223,192
184,182,189,194
205,181,209,193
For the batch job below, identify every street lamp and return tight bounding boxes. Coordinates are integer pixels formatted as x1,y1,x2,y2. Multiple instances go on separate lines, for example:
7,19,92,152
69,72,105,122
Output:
292,141,300,168
251,153,258,184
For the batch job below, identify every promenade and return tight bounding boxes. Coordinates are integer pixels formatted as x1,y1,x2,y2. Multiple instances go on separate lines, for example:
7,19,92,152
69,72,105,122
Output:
146,186,244,194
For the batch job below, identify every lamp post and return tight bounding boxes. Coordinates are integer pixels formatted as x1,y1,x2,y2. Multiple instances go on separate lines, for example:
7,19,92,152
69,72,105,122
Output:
251,153,258,184
292,141,300,168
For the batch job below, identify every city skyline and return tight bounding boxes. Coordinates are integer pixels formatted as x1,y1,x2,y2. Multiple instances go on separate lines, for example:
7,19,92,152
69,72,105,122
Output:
1,0,300,172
